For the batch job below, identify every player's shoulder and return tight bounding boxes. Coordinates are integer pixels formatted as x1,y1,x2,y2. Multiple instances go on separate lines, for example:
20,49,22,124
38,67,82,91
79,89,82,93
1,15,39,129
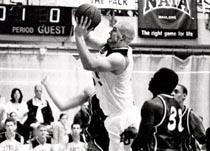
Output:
158,94,181,107
104,44,129,57
106,52,127,70
189,109,203,122
149,96,164,107
142,98,163,111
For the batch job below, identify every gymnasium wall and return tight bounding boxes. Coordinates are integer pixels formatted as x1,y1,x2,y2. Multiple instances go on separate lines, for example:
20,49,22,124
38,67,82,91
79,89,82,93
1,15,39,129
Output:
1,49,210,129
0,50,93,123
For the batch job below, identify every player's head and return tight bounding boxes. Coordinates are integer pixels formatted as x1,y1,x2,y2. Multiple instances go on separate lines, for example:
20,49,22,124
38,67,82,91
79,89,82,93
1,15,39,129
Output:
149,68,178,97
107,21,135,48
172,84,187,104
116,21,135,44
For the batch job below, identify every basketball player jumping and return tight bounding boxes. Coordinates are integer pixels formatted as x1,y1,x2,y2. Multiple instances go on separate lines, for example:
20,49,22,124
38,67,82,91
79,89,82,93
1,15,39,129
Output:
74,16,140,151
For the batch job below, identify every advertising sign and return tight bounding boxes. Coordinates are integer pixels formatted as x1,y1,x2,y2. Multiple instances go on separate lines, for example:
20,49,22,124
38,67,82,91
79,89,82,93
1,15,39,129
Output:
138,0,198,39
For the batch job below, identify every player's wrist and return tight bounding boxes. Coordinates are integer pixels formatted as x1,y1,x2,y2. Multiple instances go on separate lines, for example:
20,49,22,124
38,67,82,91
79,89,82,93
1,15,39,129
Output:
84,33,91,41
41,77,47,86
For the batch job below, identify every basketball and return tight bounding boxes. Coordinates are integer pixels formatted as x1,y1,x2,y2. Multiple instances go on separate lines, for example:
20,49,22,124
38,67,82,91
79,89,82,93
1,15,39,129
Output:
75,4,101,30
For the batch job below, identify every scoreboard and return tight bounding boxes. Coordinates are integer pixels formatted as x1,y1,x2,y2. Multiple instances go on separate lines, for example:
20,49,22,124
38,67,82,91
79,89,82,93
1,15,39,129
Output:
0,4,73,36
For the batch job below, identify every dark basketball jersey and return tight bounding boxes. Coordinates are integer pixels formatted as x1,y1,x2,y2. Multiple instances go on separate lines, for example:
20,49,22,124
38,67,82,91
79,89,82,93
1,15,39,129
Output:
206,127,210,151
181,107,192,151
181,107,203,151
152,94,183,151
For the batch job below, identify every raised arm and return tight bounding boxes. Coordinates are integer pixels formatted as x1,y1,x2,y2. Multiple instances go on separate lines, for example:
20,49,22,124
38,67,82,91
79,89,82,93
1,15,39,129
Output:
41,77,95,111
75,17,125,73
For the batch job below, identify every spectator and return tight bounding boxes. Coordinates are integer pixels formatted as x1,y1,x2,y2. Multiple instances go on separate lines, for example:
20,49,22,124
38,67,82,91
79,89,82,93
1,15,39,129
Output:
172,84,206,151
0,118,24,150
53,113,70,145
29,123,52,151
65,123,87,151
10,112,29,144
73,102,91,133
24,84,54,139
6,88,28,124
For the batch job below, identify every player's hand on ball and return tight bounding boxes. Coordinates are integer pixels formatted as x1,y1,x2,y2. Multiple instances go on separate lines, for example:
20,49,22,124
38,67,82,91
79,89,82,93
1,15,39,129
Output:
75,16,93,37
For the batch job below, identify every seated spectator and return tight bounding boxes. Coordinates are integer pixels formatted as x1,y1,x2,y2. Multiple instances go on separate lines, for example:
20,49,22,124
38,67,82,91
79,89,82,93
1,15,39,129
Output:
53,113,70,145
24,84,54,140
6,88,28,124
29,123,52,151
73,102,90,133
0,118,24,150
10,112,29,144
65,123,87,151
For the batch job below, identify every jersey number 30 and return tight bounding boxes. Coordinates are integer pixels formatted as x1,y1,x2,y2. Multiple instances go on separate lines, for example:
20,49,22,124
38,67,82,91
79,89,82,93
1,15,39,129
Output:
168,106,184,132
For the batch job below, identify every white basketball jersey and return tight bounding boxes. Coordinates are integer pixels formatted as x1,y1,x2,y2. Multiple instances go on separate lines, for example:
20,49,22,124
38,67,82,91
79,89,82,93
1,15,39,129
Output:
92,46,134,116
